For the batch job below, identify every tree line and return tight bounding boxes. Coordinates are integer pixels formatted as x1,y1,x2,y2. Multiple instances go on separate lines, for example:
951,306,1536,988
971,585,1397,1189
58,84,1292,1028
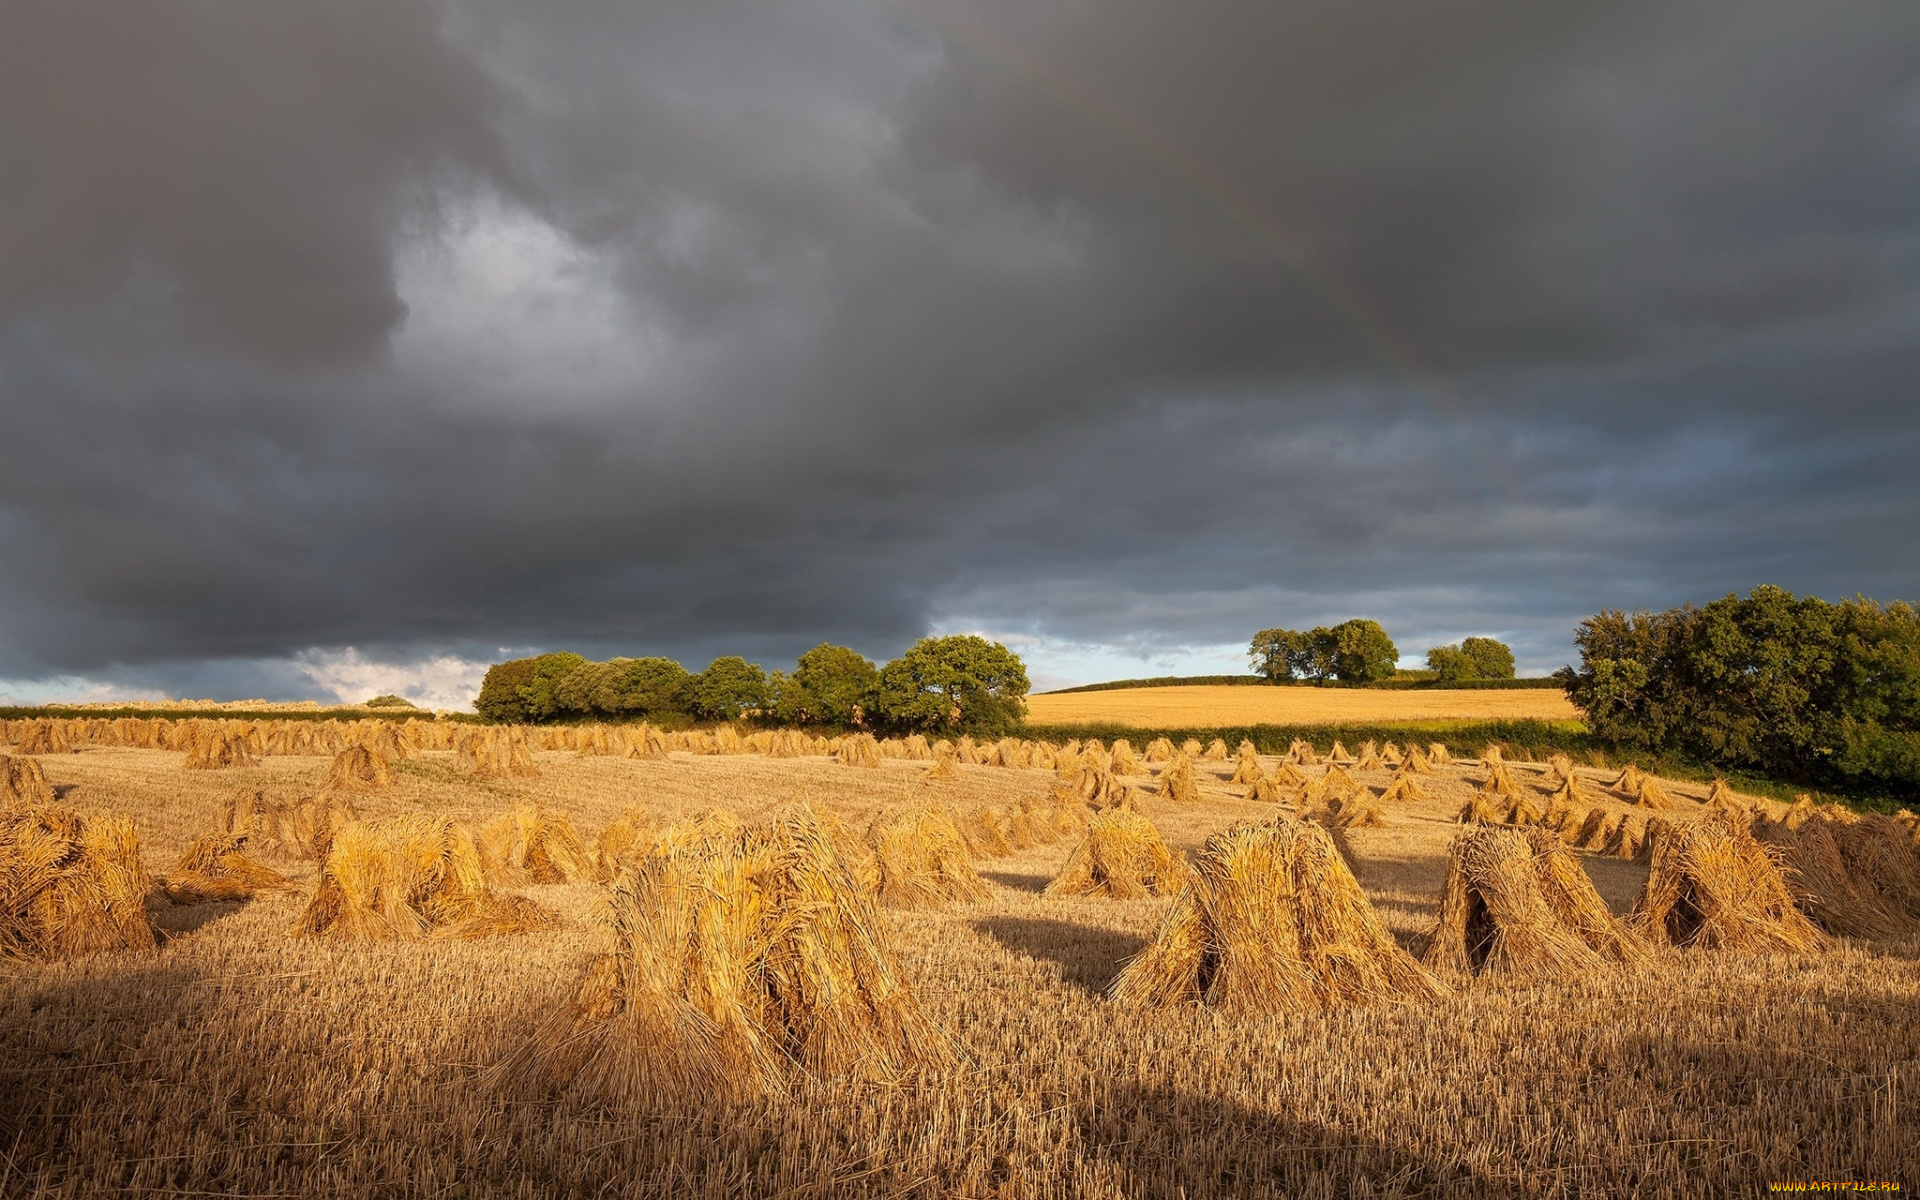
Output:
1248,620,1516,683
1557,585,1920,798
475,635,1030,734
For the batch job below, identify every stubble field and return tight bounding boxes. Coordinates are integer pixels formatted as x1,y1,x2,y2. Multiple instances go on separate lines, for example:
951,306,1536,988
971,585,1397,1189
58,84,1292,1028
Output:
1024,685,1583,728
2,741,1916,1198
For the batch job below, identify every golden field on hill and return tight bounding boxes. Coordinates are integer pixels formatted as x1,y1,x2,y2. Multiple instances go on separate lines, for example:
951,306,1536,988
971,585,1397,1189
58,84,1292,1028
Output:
2,734,1917,1197
1025,683,1583,727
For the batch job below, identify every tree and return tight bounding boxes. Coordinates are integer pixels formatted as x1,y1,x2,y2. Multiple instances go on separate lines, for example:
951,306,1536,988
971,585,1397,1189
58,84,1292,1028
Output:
594,656,694,719
876,635,1030,734
691,656,769,720
1249,628,1308,681
1249,621,1396,683
1556,586,1920,795
552,659,616,715
773,643,879,727
1427,637,1516,682
1328,619,1399,682
474,653,587,723
1461,637,1516,680
519,652,590,721
364,694,415,709
1425,644,1469,682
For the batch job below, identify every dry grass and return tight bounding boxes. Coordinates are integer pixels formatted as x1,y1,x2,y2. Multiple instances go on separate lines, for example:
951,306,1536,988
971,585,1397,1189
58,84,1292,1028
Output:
1155,752,1201,804
456,727,539,779
479,808,593,885
1025,684,1581,727
182,725,255,770
11,720,74,755
0,743,1914,1194
220,790,358,861
161,831,292,903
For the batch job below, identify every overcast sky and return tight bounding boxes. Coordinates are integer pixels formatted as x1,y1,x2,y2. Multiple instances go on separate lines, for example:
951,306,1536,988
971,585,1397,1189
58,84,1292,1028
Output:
3,0,1917,706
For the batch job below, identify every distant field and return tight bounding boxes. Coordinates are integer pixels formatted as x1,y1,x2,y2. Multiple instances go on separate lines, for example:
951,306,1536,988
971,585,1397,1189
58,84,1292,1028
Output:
1025,683,1582,728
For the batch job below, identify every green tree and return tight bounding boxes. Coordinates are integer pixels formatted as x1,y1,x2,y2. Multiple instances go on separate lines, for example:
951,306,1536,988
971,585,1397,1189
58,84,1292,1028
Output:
473,652,587,723
877,635,1030,734
1425,644,1469,682
1249,628,1308,681
1461,637,1516,680
519,652,589,721
691,656,770,720
1249,621,1396,683
1557,586,1920,795
1328,619,1398,681
552,659,616,715
1297,628,1340,681
595,656,694,719
1427,637,1516,682
476,656,538,722
773,643,880,727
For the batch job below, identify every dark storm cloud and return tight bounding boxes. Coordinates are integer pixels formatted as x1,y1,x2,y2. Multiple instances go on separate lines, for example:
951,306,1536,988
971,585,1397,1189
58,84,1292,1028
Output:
0,0,1916,697
0,0,509,362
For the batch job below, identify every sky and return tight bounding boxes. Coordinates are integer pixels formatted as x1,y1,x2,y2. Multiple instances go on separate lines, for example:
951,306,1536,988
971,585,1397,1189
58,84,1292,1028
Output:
2,0,1917,708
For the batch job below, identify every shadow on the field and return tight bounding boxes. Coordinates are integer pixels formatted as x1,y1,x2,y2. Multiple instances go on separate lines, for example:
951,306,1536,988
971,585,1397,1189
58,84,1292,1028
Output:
152,897,249,938
979,870,1050,894
1075,1078,1523,1199
972,916,1147,997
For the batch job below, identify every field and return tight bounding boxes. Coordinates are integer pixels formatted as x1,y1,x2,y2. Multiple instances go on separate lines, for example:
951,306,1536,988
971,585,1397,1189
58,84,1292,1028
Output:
3,733,1917,1197
1025,684,1583,728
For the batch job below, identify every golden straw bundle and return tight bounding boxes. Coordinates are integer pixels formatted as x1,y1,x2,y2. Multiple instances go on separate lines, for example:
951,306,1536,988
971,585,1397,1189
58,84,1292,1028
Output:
163,831,292,903
1423,827,1643,978
219,791,358,861
862,808,991,909
325,745,394,793
0,753,56,806
456,727,540,779
1,805,159,960
1630,810,1823,953
1111,815,1444,1013
290,815,558,941
480,808,592,885
495,807,950,1105
1157,753,1201,804
1044,809,1185,900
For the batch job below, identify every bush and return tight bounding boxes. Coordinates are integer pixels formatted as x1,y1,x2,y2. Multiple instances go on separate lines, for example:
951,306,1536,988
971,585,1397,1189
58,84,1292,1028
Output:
364,695,416,709
1557,586,1920,797
876,635,1029,735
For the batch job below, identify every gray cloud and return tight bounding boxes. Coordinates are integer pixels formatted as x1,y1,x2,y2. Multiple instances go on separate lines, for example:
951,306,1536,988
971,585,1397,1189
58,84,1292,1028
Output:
0,0,1916,697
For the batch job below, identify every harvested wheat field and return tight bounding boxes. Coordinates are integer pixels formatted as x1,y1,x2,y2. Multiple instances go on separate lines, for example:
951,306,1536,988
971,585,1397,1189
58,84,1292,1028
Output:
0,730,1915,1196
1025,684,1581,728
